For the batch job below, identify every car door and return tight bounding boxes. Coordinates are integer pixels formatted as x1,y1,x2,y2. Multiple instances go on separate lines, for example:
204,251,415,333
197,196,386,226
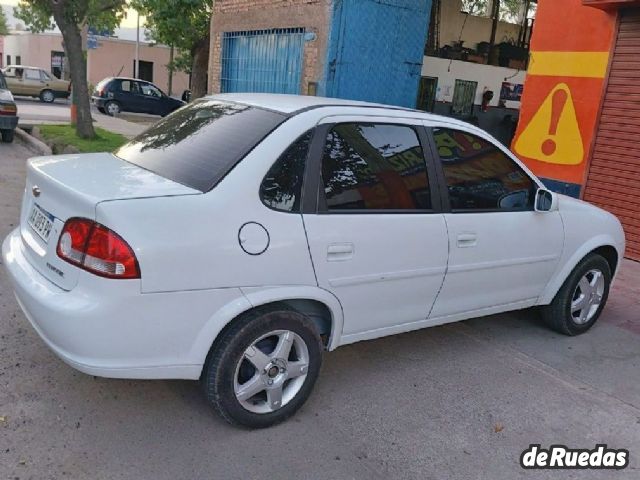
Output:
302,117,449,342
23,68,43,96
137,82,164,114
112,79,142,112
426,125,564,318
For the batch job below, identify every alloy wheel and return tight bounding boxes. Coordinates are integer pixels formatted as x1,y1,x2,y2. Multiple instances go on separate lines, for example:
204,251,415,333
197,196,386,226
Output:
233,329,309,414
570,269,605,325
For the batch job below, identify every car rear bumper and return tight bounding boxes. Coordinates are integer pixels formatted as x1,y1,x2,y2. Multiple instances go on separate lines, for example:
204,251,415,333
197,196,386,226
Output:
2,228,248,380
0,115,18,130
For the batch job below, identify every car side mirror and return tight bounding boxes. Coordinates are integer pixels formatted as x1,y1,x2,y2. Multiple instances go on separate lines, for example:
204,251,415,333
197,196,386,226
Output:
534,188,558,212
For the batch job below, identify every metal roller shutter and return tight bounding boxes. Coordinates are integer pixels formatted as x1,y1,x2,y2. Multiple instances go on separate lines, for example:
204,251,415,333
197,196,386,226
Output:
584,8,640,260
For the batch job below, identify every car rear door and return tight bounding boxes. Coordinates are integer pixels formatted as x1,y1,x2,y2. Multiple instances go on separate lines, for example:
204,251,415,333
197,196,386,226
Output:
23,68,43,96
112,79,142,112
302,116,448,343
425,124,564,318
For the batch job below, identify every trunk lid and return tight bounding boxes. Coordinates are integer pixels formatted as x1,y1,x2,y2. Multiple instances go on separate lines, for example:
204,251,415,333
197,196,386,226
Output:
20,152,199,290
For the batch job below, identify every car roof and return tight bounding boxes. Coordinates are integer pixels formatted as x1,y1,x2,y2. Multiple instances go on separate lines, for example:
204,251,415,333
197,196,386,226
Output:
108,77,155,84
4,65,42,70
209,93,478,131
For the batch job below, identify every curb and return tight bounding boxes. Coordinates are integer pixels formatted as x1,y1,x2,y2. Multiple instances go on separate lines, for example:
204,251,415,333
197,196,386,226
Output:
14,127,53,156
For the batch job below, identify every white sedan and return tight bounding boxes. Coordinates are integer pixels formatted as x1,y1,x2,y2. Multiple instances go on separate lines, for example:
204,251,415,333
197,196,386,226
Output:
2,94,625,428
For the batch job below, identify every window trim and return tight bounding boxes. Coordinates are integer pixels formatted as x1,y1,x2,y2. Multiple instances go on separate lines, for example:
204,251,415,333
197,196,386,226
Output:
259,128,315,214
426,126,539,214
308,121,442,215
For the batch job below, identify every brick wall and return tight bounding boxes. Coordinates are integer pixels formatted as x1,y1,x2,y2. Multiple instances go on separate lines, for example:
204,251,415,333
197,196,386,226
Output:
208,0,331,94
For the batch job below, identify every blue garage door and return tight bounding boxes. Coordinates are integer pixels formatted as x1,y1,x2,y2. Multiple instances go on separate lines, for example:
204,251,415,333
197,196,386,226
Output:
325,0,432,108
221,28,305,94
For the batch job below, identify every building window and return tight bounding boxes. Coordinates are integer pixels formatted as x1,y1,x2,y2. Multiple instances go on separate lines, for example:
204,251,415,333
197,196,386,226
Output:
461,0,490,17
15,56,21,65
451,79,478,117
51,51,65,79
6,55,11,66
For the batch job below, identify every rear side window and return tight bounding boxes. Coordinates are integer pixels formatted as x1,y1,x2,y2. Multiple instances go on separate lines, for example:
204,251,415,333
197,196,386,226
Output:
321,123,432,211
433,128,536,211
115,99,286,192
260,130,312,213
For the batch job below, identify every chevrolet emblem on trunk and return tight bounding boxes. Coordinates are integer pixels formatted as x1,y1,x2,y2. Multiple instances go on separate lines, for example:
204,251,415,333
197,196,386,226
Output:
32,186,41,197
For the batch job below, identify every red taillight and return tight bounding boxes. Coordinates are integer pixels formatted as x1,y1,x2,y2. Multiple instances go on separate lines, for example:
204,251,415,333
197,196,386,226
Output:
0,104,17,116
56,218,140,279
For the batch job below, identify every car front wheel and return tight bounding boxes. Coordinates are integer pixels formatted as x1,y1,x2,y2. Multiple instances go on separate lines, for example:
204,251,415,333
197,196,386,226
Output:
201,304,322,428
541,253,612,335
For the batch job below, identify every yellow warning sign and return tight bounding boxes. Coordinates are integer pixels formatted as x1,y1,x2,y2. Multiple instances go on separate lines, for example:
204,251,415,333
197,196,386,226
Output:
514,83,583,165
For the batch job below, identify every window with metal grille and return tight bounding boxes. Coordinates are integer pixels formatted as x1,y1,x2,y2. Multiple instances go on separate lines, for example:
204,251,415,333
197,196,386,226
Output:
451,79,478,117
221,28,305,95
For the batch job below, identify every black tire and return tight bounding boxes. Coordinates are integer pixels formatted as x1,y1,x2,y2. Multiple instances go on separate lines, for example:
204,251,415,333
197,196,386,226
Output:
104,101,121,116
202,304,323,428
541,253,611,335
1,129,14,143
40,89,55,103
97,107,106,114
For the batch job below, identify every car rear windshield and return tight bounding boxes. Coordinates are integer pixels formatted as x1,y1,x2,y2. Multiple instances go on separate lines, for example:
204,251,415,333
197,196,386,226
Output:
114,99,287,192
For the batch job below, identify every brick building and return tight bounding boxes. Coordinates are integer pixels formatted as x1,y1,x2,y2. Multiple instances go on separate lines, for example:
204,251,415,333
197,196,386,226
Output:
208,0,432,108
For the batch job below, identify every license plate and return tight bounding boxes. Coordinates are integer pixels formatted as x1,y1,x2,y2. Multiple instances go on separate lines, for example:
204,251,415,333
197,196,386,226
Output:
28,204,54,243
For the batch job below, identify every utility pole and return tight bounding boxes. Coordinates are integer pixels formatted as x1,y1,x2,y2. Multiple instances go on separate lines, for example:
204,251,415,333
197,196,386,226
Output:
168,44,174,96
489,0,501,49
134,10,140,78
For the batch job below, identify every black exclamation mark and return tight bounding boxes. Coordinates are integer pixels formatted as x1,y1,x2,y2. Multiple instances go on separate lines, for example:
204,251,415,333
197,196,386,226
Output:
541,89,568,156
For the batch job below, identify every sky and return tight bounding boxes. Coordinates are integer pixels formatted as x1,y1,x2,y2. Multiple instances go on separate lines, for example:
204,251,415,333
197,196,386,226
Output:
1,1,143,30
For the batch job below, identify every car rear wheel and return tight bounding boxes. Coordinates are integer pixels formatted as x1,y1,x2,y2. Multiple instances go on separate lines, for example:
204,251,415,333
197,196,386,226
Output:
201,304,322,428
40,89,55,103
105,101,121,116
1,129,14,143
97,107,105,114
541,253,611,335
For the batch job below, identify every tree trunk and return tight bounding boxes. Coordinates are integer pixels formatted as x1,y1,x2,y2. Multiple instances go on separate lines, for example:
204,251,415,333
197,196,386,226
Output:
51,10,95,138
190,35,210,99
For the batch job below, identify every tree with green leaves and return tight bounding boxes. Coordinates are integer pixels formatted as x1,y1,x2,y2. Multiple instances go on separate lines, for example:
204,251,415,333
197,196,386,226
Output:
132,0,212,99
0,6,9,36
15,1,127,138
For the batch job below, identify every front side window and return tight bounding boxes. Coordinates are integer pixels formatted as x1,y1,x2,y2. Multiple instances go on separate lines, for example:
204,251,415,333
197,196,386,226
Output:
40,70,51,81
433,128,536,211
140,83,162,97
260,130,312,213
115,99,286,192
321,123,431,211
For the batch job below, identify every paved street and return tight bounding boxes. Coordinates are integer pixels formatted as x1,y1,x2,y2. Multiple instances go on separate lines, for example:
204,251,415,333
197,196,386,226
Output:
14,97,155,138
1,139,639,479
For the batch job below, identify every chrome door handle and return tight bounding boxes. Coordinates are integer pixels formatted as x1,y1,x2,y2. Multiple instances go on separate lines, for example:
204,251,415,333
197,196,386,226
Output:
327,243,354,261
457,233,477,248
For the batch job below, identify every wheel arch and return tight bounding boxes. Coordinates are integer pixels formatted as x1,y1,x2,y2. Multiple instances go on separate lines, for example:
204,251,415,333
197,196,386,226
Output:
539,236,622,305
190,286,344,376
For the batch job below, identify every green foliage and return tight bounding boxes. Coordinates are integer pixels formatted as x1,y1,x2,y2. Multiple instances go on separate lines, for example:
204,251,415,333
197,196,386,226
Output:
38,124,128,153
14,1,127,33
0,7,9,35
133,0,211,72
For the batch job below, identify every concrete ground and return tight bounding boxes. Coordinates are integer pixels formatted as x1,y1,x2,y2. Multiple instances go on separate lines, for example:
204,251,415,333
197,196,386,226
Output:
1,140,639,480
14,98,151,138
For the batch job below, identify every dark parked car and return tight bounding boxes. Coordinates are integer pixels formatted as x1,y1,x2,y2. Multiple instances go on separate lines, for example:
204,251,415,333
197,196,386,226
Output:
92,77,185,117
0,70,18,143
